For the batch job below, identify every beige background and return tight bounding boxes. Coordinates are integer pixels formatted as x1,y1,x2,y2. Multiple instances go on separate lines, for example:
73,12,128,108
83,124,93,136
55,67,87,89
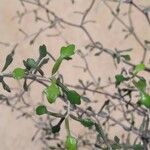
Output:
0,0,150,149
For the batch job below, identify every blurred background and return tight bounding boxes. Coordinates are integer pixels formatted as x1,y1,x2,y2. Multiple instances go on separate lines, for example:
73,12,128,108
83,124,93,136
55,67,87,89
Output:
0,0,150,149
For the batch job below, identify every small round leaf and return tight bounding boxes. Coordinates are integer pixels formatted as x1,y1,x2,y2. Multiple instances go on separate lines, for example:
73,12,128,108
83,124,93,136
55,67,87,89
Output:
36,105,47,115
52,125,60,133
26,58,37,68
140,93,150,109
65,136,77,150
12,68,25,80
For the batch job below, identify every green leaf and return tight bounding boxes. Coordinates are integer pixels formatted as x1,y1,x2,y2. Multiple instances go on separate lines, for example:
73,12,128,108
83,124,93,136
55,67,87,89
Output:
133,63,145,75
140,93,150,109
133,78,146,93
1,80,11,92
26,58,37,68
36,105,47,115
66,90,81,105
52,125,60,133
80,118,94,128
12,68,25,80
39,44,47,59
115,74,127,86
2,50,15,72
44,83,60,103
52,57,63,75
121,55,131,61
114,136,120,143
133,78,150,108
60,44,75,59
65,136,77,150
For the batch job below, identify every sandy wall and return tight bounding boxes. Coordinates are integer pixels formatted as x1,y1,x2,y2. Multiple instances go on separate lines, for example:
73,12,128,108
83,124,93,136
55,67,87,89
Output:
0,0,150,149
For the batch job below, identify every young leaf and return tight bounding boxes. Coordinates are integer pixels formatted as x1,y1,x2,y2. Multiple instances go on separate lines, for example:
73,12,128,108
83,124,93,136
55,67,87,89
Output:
66,90,81,105
2,50,15,72
52,57,63,75
80,118,94,128
44,83,60,103
115,74,127,86
12,68,25,80
60,44,75,59
133,63,145,75
36,105,47,115
65,135,77,150
39,44,47,59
